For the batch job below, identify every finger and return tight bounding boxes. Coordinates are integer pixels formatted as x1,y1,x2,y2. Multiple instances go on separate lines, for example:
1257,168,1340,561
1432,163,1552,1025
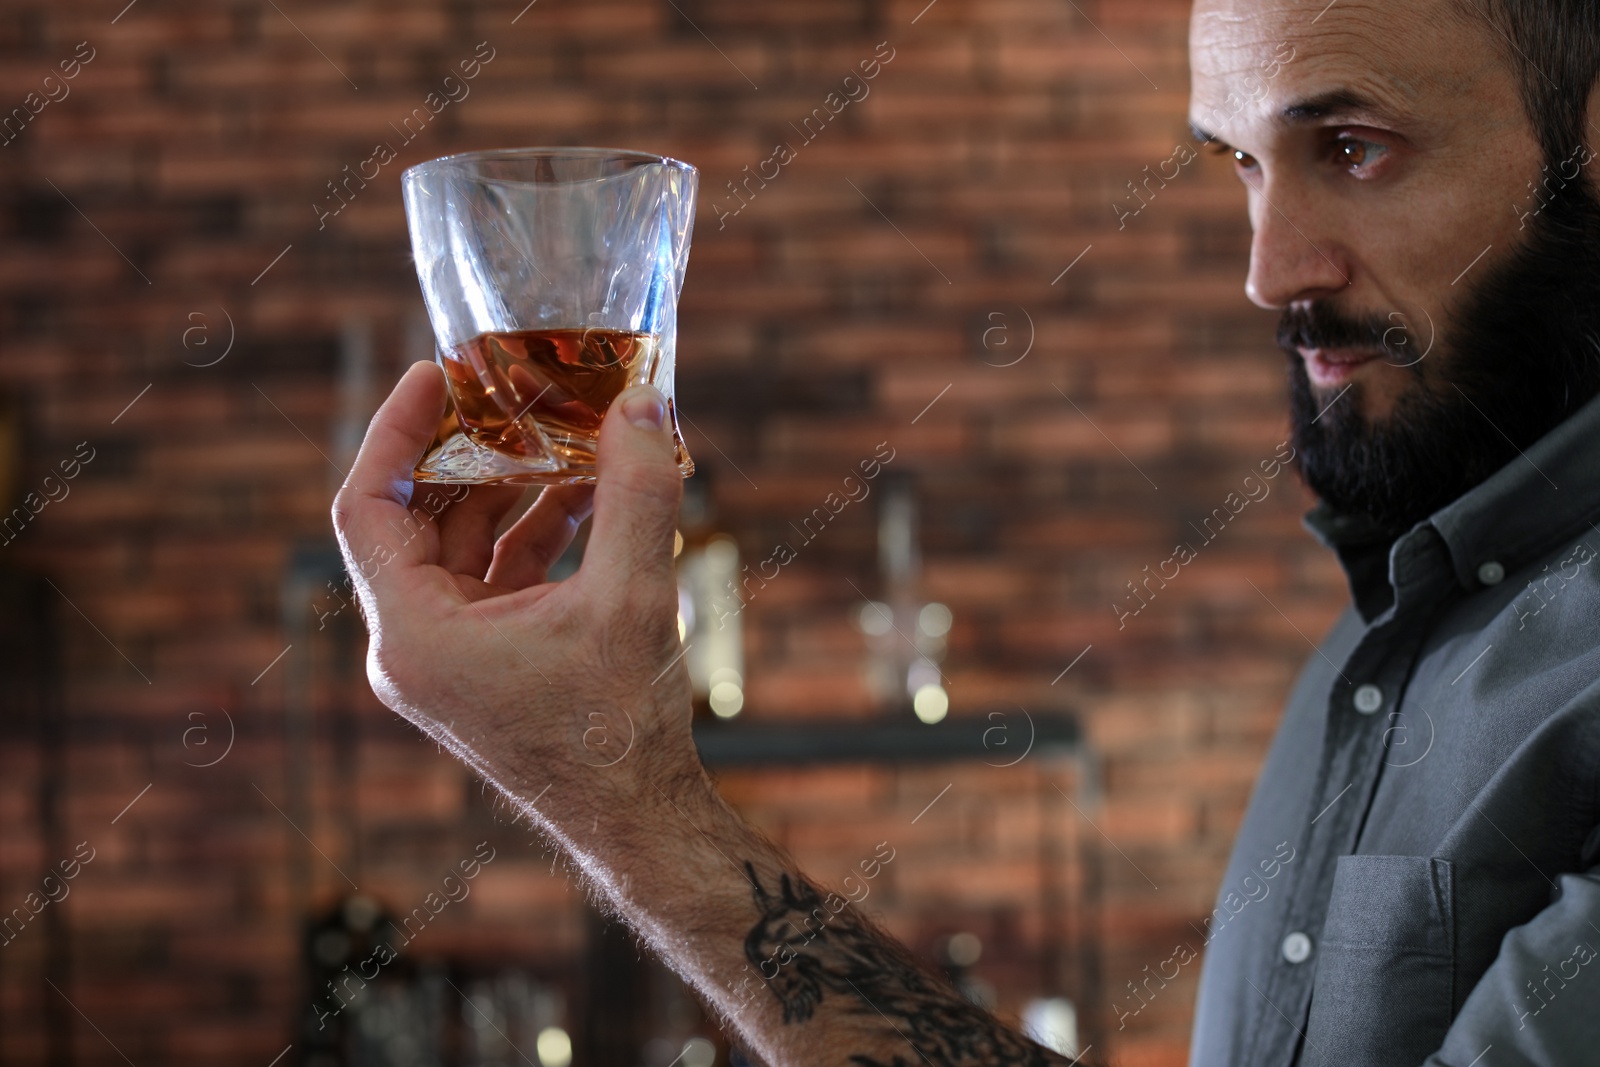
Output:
578,383,683,601
485,484,596,590
331,361,449,588
434,482,526,579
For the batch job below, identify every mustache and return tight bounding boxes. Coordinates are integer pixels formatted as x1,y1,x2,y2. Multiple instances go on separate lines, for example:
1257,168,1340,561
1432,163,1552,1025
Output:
1277,303,1422,363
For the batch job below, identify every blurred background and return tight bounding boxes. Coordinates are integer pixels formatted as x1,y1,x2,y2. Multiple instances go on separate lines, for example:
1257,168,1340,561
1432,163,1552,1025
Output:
0,0,1348,1064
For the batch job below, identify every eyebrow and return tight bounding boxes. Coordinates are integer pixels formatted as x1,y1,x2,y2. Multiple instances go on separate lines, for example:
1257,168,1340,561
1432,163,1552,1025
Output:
1189,118,1219,144
1281,88,1386,123
1189,88,1394,146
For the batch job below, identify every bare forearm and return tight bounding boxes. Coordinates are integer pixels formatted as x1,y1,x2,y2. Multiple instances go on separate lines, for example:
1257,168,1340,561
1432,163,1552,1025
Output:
334,371,1080,1063
512,760,1083,1067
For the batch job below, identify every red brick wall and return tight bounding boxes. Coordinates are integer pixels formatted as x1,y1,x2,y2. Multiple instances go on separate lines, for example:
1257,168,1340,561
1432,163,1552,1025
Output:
0,1,1348,1064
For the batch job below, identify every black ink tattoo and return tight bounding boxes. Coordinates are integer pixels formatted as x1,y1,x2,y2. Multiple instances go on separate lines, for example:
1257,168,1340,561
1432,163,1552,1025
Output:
742,863,1073,1067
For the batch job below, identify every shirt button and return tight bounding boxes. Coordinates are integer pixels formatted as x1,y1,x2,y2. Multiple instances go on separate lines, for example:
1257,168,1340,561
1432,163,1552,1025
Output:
1353,684,1384,715
1477,561,1505,585
1281,931,1314,964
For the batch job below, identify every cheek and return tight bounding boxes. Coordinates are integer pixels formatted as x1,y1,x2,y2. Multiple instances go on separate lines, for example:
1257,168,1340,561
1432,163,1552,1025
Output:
1377,139,1542,301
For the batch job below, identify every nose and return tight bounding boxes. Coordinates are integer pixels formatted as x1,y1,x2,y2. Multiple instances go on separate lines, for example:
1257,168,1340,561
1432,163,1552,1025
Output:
1243,180,1351,309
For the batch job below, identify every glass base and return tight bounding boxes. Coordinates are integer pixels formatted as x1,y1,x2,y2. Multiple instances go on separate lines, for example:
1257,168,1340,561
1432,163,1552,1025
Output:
414,427,696,486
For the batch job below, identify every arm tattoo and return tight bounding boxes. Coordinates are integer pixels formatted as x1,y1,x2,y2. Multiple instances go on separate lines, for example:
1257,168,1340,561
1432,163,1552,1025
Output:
742,863,1072,1067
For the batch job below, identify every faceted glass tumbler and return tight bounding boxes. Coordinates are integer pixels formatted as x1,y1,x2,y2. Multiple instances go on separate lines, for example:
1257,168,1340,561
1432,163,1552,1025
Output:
401,147,697,485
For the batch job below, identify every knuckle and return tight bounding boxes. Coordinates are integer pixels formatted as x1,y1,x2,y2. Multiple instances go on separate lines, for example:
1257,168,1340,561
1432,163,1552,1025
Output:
611,459,681,512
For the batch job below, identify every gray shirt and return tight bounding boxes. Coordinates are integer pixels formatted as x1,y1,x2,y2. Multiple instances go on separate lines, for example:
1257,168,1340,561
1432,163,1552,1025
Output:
1187,392,1600,1067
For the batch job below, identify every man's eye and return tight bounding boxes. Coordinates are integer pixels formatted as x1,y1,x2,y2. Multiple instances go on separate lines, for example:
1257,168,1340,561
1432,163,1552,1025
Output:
1336,138,1388,170
1204,141,1259,176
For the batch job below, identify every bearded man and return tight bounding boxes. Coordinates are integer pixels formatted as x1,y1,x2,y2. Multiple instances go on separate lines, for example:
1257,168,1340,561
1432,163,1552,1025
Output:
331,0,1600,1062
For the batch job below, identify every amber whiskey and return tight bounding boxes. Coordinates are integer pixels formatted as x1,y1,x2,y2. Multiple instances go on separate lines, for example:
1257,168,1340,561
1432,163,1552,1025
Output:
416,327,693,485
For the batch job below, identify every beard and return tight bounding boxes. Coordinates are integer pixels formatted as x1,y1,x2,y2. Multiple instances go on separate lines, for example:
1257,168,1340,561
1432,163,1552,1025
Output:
1280,167,1600,534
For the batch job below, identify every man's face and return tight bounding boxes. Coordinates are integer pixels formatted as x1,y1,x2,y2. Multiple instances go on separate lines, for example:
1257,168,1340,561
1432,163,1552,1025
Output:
1190,0,1541,418
1188,0,1600,529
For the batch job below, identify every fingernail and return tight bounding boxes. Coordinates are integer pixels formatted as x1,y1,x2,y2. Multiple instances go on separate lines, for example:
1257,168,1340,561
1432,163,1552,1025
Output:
621,385,667,431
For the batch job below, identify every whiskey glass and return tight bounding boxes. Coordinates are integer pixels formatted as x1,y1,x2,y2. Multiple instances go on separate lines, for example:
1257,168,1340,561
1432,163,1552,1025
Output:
402,147,697,484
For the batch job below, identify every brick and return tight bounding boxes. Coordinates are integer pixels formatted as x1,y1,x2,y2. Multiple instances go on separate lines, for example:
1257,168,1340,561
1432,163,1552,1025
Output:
0,0,1362,1059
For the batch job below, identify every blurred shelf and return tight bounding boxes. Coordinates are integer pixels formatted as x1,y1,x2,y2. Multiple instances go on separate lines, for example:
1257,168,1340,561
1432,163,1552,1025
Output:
692,710,1081,769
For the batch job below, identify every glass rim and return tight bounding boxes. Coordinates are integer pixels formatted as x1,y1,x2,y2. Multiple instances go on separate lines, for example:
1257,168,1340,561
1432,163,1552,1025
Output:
402,145,696,183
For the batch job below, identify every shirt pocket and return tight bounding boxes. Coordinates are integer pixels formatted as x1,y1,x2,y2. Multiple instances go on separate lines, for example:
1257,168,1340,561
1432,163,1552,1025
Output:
1304,855,1455,1066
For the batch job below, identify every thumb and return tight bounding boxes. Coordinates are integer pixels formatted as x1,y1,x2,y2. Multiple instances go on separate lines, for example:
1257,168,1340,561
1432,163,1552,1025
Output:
331,360,449,582
580,383,684,596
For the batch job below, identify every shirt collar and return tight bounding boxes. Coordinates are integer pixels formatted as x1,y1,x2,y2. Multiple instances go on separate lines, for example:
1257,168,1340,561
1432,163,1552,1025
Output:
1431,389,1600,589
1303,504,1399,622
1305,389,1600,620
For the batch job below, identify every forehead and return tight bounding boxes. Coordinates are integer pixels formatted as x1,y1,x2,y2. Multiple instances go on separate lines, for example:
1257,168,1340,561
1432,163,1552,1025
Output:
1188,0,1510,137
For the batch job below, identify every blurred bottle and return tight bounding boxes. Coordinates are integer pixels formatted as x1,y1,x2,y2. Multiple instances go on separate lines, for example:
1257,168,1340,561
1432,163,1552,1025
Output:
675,472,745,722
856,474,952,723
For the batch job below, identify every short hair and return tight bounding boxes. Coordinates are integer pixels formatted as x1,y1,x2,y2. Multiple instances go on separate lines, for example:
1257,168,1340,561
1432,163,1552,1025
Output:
1458,0,1600,160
